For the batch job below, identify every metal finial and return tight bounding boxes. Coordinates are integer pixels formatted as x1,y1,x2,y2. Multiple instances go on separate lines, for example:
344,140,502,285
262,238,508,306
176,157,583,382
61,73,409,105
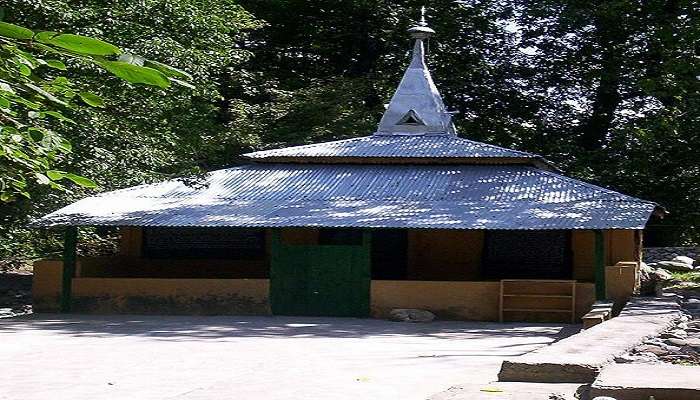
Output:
408,6,435,38
419,6,428,26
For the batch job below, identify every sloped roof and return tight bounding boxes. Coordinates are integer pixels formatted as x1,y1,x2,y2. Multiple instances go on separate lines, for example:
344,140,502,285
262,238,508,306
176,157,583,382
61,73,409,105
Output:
243,135,544,163
33,164,657,229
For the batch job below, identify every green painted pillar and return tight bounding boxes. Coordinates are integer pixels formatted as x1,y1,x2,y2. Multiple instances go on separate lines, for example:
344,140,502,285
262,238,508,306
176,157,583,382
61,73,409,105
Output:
594,229,606,300
60,226,78,312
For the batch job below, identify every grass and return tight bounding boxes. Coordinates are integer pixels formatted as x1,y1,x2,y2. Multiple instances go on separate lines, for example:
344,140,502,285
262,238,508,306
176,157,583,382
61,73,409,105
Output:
668,270,700,290
670,271,700,283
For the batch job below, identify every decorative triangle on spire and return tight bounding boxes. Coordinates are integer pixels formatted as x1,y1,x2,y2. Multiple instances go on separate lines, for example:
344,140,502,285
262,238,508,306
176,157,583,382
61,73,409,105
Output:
375,7,456,136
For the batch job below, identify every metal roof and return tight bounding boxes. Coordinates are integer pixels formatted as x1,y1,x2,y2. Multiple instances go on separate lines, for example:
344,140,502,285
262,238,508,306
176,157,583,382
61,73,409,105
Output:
243,135,541,161
33,164,657,230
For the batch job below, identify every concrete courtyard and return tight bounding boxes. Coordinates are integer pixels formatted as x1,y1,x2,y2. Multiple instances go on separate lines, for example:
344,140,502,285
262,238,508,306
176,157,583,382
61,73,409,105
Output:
0,314,574,400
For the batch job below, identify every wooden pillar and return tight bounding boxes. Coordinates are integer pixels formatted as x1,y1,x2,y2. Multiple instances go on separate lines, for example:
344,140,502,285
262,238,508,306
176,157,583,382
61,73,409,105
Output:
594,229,606,300
60,226,78,312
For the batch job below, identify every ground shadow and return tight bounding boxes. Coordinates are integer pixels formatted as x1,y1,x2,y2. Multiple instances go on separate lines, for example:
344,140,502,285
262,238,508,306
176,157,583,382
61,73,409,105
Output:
0,313,578,344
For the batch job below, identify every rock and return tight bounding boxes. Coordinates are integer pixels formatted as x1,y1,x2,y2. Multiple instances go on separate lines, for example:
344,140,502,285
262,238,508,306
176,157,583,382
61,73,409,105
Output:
670,329,688,338
660,354,693,362
660,331,685,340
388,308,435,323
639,263,674,295
684,299,700,310
673,255,696,266
635,344,669,356
615,353,658,364
657,261,693,272
665,338,688,347
686,338,700,349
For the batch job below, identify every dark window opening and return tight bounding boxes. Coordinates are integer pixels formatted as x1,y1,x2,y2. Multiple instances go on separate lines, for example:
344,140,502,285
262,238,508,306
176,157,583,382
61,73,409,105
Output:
371,229,408,279
397,110,425,126
482,230,572,279
142,227,266,260
318,228,364,246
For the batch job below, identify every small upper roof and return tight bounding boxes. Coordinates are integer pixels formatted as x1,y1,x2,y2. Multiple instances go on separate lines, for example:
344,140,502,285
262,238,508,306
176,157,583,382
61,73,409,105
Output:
243,135,550,167
244,15,548,166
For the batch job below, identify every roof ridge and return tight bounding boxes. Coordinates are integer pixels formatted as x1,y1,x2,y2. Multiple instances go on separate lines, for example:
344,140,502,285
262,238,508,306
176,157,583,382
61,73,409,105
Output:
454,136,537,157
243,137,364,157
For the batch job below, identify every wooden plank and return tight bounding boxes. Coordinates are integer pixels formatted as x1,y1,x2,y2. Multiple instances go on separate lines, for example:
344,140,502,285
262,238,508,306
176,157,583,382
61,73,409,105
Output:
500,279,577,323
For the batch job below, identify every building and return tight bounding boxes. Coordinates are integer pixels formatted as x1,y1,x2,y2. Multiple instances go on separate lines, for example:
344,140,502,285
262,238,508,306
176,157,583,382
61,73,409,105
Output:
32,17,663,322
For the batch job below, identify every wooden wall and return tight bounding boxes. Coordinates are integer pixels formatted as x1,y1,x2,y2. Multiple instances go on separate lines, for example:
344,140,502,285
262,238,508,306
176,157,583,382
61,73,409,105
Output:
571,230,641,282
113,227,640,283
407,230,483,280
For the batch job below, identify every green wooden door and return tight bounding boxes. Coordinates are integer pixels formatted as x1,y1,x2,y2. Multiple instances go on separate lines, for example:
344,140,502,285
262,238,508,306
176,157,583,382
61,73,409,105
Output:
270,231,370,317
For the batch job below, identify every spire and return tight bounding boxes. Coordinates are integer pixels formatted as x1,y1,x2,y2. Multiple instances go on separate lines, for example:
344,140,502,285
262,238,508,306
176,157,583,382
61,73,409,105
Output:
375,7,456,136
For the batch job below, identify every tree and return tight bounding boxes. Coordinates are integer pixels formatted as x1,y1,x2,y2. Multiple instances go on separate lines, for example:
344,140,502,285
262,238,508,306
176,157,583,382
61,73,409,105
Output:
0,20,191,202
1,1,259,268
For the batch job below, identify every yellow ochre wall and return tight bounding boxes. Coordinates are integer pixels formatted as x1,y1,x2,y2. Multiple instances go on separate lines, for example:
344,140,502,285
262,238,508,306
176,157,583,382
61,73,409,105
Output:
571,229,641,282
370,280,595,321
33,261,596,321
71,278,270,315
32,260,63,312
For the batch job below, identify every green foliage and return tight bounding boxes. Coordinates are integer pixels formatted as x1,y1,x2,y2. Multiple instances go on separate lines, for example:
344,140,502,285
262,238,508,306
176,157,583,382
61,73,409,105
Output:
0,0,259,265
0,19,190,203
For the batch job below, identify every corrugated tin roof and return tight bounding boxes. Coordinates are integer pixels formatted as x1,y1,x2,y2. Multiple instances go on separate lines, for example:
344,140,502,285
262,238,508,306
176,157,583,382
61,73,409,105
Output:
243,135,540,161
34,164,657,230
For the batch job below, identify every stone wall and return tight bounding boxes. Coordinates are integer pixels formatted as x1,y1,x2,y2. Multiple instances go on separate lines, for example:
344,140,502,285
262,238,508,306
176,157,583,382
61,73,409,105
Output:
644,247,699,264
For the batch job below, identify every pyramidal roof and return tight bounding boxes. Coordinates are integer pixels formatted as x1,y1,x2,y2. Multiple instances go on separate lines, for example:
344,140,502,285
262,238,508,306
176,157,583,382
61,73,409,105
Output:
376,12,455,136
244,13,547,166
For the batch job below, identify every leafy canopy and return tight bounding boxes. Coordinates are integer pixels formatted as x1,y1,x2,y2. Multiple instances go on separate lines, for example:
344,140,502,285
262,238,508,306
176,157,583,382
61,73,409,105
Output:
0,20,191,202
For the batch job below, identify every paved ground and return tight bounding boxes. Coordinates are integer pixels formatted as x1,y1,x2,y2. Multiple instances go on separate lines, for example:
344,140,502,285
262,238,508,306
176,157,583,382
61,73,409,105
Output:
499,297,682,383
0,314,574,400
591,363,700,400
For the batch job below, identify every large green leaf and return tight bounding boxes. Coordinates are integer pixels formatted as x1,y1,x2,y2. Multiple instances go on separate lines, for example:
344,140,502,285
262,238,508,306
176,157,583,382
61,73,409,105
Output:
46,170,66,181
65,173,97,188
45,60,67,70
145,60,193,80
79,92,105,108
99,61,171,88
0,22,34,40
36,32,121,56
